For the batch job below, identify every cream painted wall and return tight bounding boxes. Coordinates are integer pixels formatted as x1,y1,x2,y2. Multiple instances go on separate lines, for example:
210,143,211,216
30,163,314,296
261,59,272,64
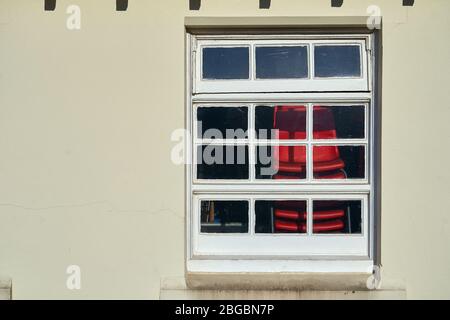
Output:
0,0,449,299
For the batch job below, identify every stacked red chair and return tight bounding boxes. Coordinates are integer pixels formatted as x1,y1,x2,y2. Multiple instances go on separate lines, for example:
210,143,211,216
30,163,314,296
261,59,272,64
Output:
271,105,307,180
272,105,347,233
273,201,345,233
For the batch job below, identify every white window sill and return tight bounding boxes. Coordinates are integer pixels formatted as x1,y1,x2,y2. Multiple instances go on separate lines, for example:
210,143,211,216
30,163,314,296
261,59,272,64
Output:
187,259,374,274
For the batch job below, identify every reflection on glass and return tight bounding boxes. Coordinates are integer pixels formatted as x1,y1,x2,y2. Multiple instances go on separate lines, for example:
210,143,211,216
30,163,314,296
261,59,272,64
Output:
256,46,308,79
255,105,307,140
255,200,307,233
256,145,307,180
312,200,362,234
313,145,365,179
197,107,248,140
201,200,248,233
314,45,361,78
202,47,249,80
197,145,249,180
313,106,365,140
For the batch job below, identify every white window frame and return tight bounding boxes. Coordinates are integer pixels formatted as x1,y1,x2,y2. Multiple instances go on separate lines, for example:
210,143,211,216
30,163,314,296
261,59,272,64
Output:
193,194,369,258
186,32,377,274
193,102,369,185
194,36,370,93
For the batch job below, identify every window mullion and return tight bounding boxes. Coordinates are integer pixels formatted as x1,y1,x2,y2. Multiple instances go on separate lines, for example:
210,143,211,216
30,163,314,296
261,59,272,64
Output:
196,139,249,145
249,104,255,182
307,197,313,236
307,103,313,235
307,103,313,182
250,43,255,80
310,139,368,145
309,43,315,79
250,198,255,236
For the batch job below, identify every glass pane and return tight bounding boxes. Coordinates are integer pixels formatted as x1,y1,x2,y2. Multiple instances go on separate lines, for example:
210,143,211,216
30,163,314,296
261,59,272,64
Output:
197,145,249,180
312,200,362,234
202,47,249,80
197,107,248,140
313,106,365,139
256,46,308,79
313,145,365,179
201,200,248,233
314,45,361,78
255,105,307,140
256,145,307,180
255,200,307,234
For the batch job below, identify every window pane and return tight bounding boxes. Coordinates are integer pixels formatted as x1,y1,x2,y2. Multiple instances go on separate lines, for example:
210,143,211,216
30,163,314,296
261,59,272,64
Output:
201,200,248,233
313,106,365,139
313,145,365,179
256,46,308,79
312,200,362,234
202,47,249,79
314,45,361,78
256,145,307,180
197,107,248,140
197,145,249,180
255,105,307,140
255,200,307,234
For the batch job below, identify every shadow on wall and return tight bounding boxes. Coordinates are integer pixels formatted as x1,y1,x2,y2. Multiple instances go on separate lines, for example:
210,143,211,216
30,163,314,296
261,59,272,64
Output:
189,0,201,11
44,0,131,11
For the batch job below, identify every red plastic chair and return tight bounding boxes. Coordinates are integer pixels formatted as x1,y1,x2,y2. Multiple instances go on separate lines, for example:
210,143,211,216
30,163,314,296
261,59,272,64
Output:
271,106,348,233
275,208,345,221
273,105,307,140
272,105,345,178
313,106,338,139
272,201,345,234
273,145,306,173
274,219,344,233
272,106,307,174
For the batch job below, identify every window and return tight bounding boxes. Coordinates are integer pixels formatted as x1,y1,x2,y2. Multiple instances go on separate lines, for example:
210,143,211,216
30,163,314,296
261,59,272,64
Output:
194,38,369,93
187,32,377,273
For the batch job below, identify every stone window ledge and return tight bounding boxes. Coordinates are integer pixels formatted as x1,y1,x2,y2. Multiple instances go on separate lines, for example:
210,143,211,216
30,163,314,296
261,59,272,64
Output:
159,276,406,300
